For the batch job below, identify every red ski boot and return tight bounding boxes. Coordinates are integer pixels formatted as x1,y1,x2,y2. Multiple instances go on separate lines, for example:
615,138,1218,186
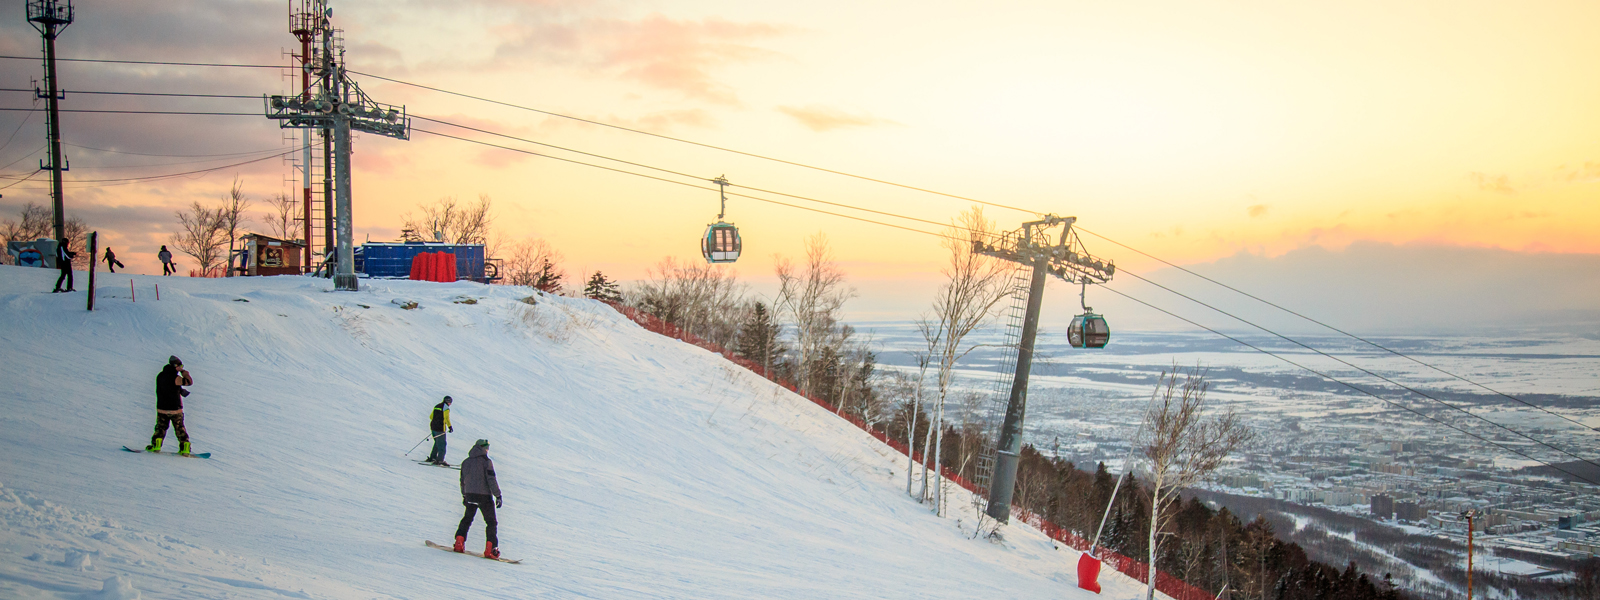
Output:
452,536,466,553
483,541,500,560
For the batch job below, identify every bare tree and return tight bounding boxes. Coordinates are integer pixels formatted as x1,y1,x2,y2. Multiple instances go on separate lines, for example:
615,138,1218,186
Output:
2,202,87,264
919,206,1011,516
171,201,228,276
1138,367,1253,600
216,177,252,276
631,256,747,347
774,232,854,397
503,238,563,289
401,195,495,248
263,193,298,241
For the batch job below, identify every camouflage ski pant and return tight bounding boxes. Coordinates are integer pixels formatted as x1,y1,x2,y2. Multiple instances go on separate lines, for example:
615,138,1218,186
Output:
151,411,189,445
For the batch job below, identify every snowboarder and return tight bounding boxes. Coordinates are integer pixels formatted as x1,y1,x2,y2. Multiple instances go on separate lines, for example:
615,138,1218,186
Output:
52,241,75,293
452,439,503,559
103,247,125,273
147,355,194,455
425,396,453,466
158,245,175,276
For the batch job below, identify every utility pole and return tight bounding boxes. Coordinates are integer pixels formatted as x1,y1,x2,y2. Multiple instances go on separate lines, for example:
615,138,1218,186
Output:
265,0,409,291
973,215,1114,523
27,0,73,245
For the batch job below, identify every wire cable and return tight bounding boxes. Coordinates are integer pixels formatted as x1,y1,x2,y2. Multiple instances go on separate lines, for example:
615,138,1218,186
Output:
0,108,256,116
412,127,957,241
65,142,286,158
0,87,259,99
1116,265,1600,470
0,56,289,69
1099,284,1600,487
1079,226,1600,434
0,149,296,184
351,69,1047,216
0,102,40,155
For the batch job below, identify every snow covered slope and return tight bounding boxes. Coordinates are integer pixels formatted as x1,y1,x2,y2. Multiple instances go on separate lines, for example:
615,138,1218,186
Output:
0,265,1151,599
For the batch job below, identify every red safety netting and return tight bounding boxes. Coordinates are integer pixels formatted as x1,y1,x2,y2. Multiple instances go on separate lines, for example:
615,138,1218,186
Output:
603,302,1215,600
409,252,458,282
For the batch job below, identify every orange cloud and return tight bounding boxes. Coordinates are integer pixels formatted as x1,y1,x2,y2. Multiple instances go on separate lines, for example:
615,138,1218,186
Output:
776,105,897,132
1247,204,1269,218
1468,171,1515,194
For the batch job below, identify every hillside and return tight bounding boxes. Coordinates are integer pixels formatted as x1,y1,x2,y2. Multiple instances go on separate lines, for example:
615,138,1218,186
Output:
0,265,1152,599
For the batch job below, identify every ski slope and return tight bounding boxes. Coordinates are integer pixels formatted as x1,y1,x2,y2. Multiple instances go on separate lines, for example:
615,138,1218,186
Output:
0,265,1153,599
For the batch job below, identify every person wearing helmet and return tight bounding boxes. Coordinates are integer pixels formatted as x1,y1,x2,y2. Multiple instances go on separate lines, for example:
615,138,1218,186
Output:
452,439,503,559
146,356,194,455
425,396,453,466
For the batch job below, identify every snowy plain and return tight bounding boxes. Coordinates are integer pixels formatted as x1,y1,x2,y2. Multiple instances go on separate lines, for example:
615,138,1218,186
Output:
0,265,1156,599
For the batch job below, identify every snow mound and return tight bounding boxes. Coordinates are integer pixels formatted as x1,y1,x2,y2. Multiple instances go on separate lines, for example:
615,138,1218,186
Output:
0,266,1152,599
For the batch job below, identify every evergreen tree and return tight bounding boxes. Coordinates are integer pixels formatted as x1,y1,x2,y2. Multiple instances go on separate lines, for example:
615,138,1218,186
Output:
735,301,784,373
584,271,623,303
534,259,563,294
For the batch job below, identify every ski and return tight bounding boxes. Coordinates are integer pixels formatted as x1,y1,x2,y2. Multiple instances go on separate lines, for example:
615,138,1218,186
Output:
424,540,519,564
122,446,212,459
416,460,460,470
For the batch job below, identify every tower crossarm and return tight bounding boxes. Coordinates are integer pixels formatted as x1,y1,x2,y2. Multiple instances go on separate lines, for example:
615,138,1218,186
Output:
972,214,1115,285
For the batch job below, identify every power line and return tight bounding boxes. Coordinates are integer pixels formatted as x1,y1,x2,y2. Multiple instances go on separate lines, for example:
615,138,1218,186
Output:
0,55,289,69
0,87,259,99
0,108,256,116
1115,266,1600,470
0,148,295,184
0,146,44,172
351,69,1046,217
1079,226,1600,435
0,102,40,155
1099,284,1600,487
65,142,286,158
0,168,42,191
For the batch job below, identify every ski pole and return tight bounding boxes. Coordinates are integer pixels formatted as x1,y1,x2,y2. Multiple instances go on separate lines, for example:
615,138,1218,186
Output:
404,432,438,457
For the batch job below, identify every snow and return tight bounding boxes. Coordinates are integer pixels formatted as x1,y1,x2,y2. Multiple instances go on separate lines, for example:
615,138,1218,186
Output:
0,265,1157,599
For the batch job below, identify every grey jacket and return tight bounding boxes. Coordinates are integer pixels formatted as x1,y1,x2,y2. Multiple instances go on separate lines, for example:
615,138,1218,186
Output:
459,445,501,499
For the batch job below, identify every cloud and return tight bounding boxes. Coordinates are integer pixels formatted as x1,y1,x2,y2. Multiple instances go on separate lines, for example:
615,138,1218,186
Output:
1246,204,1269,218
776,105,897,132
1468,171,1515,194
490,14,791,104
1555,161,1600,183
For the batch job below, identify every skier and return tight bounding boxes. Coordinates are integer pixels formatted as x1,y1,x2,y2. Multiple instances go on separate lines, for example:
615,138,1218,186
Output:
147,356,194,455
52,241,75,293
158,245,174,276
103,247,125,273
425,396,453,466
452,439,503,559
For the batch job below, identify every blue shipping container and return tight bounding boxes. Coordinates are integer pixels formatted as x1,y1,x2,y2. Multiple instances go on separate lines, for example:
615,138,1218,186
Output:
354,242,499,283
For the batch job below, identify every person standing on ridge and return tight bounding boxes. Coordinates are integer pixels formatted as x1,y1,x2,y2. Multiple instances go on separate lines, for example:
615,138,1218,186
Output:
425,396,453,466
103,247,124,273
147,356,194,455
52,241,75,293
453,439,503,559
158,245,174,276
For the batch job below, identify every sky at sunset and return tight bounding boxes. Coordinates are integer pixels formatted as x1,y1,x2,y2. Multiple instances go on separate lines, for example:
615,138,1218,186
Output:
2,0,1597,331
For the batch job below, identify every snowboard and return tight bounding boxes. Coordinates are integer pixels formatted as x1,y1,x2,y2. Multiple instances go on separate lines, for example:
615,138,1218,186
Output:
424,540,520,564
122,446,211,459
417,460,460,470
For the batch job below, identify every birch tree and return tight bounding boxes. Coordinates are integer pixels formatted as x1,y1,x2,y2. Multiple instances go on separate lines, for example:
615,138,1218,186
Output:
1137,367,1253,600
774,232,853,397
263,193,298,240
171,201,228,275
919,206,1010,515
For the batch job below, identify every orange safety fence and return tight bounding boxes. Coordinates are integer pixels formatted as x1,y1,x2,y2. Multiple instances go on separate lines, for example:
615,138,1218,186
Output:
603,301,1216,600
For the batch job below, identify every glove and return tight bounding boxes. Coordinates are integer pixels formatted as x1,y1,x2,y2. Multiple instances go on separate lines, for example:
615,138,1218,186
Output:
448,426,453,433
495,497,503,508
179,389,190,397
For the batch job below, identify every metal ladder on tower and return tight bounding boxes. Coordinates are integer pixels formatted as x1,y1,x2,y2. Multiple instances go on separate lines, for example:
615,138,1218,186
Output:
972,263,1032,506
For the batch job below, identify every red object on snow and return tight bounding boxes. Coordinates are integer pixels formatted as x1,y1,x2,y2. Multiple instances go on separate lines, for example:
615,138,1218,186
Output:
1078,553,1103,593
410,253,425,280
441,253,457,282
408,252,459,282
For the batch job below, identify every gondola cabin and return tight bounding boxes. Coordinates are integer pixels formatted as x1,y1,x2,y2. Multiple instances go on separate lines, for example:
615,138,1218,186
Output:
1068,312,1110,348
702,222,742,264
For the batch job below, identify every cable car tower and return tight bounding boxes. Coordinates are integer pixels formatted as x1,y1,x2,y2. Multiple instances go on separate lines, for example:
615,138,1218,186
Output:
263,0,409,291
701,175,742,263
26,0,73,246
971,215,1114,524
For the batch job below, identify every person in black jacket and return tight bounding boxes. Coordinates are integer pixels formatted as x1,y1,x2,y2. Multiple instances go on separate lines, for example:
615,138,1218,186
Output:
103,247,125,273
52,241,75,293
425,396,453,466
146,356,194,455
452,439,503,558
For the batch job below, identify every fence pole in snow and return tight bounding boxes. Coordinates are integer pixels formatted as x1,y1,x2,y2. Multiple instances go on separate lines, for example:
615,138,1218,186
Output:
130,280,135,302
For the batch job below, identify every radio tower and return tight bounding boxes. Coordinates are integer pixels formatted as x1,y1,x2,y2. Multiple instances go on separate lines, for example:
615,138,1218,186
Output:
26,0,74,246
265,0,409,291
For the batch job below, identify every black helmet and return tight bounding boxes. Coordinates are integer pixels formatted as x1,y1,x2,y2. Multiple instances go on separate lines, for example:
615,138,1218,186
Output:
474,439,489,448
443,395,453,404
168,355,183,366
